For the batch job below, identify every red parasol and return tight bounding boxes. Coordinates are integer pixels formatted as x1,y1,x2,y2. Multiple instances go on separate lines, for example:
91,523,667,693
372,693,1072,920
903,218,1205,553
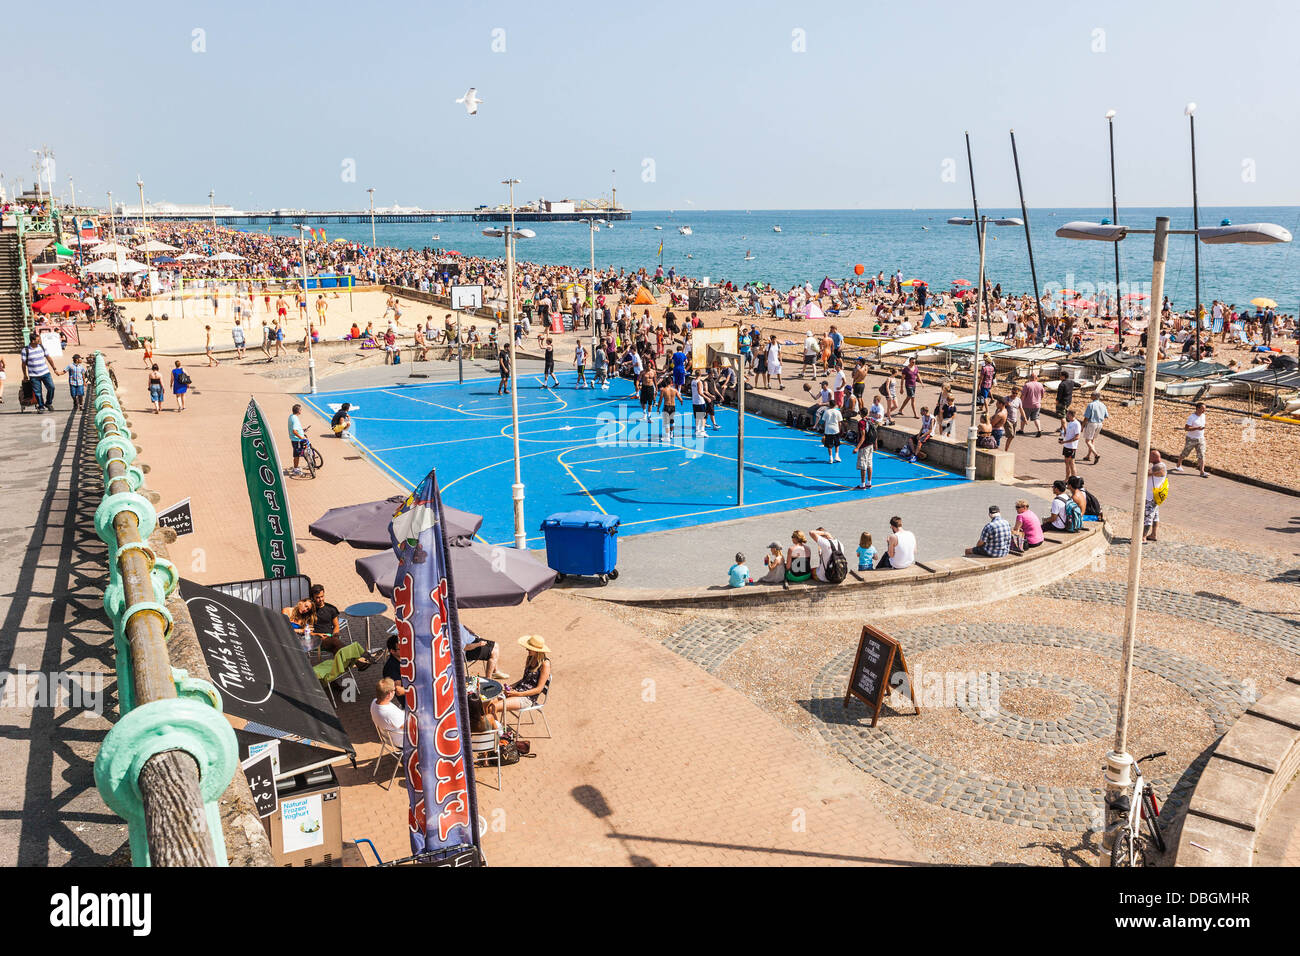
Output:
34,269,78,286
39,283,80,296
1064,298,1097,309
33,294,90,313
952,279,972,287
1121,292,1149,301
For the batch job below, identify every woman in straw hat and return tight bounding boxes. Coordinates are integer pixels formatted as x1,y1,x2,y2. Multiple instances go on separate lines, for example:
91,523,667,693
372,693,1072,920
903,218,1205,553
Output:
489,635,553,722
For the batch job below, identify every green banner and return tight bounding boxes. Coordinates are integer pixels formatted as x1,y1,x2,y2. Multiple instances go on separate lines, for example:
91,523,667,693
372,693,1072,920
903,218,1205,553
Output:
240,398,299,579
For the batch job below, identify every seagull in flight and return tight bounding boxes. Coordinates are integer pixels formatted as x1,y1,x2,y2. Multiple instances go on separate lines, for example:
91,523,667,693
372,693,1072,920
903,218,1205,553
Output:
456,88,482,115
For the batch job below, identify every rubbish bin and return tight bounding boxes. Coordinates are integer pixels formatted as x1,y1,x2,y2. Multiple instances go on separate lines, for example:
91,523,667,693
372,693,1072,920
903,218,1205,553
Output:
540,511,620,584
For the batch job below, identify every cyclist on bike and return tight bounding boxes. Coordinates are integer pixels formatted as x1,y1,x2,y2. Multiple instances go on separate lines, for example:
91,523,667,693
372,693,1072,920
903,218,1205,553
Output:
288,403,309,477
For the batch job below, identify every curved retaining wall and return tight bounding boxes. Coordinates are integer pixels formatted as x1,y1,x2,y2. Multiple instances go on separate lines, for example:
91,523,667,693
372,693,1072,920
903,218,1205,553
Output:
1175,672,1300,867
581,522,1110,614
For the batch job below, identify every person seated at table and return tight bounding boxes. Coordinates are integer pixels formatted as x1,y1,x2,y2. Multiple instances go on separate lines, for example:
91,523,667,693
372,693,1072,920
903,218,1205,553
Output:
330,401,353,438
467,692,499,734
463,628,509,681
381,634,408,707
284,586,372,665
370,678,405,744
488,634,552,723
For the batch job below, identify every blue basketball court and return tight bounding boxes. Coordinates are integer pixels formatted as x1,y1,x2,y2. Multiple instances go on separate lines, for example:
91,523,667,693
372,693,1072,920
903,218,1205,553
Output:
299,373,964,547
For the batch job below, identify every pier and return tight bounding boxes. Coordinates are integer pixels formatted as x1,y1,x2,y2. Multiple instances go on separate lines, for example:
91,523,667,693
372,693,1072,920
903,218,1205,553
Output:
140,207,630,226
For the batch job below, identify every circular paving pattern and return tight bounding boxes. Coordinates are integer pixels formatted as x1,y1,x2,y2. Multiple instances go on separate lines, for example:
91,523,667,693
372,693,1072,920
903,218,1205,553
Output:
956,671,1115,745
810,623,1252,831
1107,540,1300,584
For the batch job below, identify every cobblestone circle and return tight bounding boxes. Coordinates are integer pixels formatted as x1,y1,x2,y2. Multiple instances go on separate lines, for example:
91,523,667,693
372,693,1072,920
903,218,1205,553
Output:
1106,540,1299,584
809,623,1250,831
663,618,772,673
956,671,1115,744
1044,579,1300,655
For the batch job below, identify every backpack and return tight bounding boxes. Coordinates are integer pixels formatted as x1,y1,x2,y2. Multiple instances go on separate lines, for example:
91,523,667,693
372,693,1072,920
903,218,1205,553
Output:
1084,490,1103,519
1057,493,1083,533
824,538,849,584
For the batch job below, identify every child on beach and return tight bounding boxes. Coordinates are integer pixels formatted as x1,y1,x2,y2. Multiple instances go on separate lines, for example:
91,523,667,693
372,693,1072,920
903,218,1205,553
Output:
856,532,875,571
727,553,752,588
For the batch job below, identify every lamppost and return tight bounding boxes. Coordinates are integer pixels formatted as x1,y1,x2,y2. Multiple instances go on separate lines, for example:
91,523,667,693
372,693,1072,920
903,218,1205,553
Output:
945,215,1024,480
209,189,218,233
367,187,376,248
1055,214,1290,860
137,177,156,346
481,177,533,550
293,224,318,394
580,216,607,364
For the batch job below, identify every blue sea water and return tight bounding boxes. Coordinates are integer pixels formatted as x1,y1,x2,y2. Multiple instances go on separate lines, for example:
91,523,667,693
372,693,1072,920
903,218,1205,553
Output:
267,207,1300,312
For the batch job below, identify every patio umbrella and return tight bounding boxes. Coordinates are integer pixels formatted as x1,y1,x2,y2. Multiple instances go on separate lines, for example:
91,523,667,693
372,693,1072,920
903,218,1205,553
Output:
33,295,89,313
39,283,80,295
210,251,245,261
136,240,179,253
92,242,134,257
35,269,78,286
952,279,971,287
1121,293,1149,301
83,257,149,274
176,252,206,261
1250,297,1278,309
309,496,482,549
354,541,555,608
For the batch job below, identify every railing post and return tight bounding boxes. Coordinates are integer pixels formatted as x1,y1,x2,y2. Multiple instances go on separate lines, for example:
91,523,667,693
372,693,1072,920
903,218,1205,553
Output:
88,352,238,865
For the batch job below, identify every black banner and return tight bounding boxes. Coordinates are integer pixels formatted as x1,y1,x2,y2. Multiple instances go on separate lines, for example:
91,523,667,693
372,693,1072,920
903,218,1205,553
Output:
157,498,193,536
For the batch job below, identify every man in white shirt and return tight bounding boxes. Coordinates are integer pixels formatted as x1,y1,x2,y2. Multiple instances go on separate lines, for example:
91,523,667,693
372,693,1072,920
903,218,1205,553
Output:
877,515,916,569
1175,402,1208,477
803,330,819,377
1045,479,1071,530
1058,407,1082,479
1081,392,1109,464
821,402,843,463
370,678,405,745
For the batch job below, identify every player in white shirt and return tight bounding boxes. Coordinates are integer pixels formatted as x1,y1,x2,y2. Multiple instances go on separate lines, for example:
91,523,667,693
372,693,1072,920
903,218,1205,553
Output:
1175,402,1208,477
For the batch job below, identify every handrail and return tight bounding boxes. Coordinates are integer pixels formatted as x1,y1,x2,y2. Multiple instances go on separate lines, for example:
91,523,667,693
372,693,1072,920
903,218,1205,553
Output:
88,352,238,865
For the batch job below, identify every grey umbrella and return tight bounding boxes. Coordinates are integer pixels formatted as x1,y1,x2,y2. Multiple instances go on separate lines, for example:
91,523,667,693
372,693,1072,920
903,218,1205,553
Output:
309,496,482,549
355,542,555,608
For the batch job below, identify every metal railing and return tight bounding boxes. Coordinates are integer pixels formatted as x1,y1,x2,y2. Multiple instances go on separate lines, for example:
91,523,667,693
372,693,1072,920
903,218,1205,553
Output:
88,353,238,865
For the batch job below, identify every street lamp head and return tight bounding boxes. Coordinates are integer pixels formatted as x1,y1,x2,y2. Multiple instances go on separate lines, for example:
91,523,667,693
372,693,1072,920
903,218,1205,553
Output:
1197,222,1292,245
482,228,504,238
946,216,974,226
991,218,1024,227
1055,221,1127,242
1185,102,1197,116
515,228,536,239
502,178,520,186
1105,109,1117,120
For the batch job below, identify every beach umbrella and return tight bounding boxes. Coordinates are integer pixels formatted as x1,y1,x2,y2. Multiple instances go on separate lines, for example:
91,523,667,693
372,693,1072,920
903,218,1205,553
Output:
1121,293,1149,301
309,496,482,549
802,301,825,319
35,269,78,286
33,294,89,313
1250,297,1278,309
952,278,971,287
83,257,149,274
39,283,80,296
176,252,206,261
354,541,554,608
1059,289,1078,296
136,240,180,253
91,242,133,257
209,251,245,261
1065,298,1097,309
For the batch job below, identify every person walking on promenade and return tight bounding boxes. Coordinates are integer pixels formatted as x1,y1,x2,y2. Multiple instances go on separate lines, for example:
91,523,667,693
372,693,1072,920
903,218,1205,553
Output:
899,357,921,418
147,364,165,414
1144,450,1168,541
1020,372,1045,436
1080,391,1109,463
20,337,61,411
205,325,219,367
171,360,190,412
232,319,246,359
1058,407,1081,479
497,345,512,395
1175,402,1209,478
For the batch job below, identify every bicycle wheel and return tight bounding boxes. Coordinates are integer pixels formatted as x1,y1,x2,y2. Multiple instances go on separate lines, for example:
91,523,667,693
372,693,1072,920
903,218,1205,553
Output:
1142,787,1167,854
309,446,324,472
1109,826,1135,868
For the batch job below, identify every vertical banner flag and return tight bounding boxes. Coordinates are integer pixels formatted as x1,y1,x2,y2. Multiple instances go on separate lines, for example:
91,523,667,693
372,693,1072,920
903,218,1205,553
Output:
389,470,480,856
240,398,299,579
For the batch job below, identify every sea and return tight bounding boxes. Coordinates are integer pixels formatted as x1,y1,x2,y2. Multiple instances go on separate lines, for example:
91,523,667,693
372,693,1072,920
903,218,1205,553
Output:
265,207,1300,312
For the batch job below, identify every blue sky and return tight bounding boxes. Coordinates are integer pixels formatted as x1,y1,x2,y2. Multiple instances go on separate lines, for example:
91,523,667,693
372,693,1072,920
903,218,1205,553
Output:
4,0,1296,211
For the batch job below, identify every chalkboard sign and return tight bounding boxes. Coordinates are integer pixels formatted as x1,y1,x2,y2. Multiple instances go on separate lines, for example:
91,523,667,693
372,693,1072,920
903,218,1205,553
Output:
158,497,194,536
844,625,920,726
242,751,279,818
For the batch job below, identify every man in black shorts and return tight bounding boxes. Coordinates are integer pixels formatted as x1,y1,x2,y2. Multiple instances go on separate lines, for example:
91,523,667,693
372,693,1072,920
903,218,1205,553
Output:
639,365,657,423
542,337,558,388
462,628,507,680
497,347,511,395
851,358,868,405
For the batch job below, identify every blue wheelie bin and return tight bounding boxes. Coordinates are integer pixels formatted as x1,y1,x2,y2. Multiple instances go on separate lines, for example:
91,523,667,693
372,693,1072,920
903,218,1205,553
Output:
541,511,620,585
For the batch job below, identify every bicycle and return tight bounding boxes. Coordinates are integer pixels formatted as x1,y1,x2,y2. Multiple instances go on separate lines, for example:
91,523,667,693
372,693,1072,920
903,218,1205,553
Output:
1107,751,1167,867
295,425,324,479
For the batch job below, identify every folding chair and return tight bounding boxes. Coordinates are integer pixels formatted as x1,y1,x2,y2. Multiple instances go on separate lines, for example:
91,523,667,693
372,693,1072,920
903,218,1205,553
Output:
508,679,552,739
370,713,403,790
314,642,367,706
470,729,504,790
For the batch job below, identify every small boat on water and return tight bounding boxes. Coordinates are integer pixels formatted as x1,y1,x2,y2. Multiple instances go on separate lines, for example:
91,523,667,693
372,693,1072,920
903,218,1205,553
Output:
431,234,439,241
743,250,755,261
653,225,663,230
679,225,693,235
773,225,782,233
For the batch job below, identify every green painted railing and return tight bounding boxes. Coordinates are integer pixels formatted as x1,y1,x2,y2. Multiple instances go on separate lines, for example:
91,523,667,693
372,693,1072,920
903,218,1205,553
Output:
88,352,237,866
